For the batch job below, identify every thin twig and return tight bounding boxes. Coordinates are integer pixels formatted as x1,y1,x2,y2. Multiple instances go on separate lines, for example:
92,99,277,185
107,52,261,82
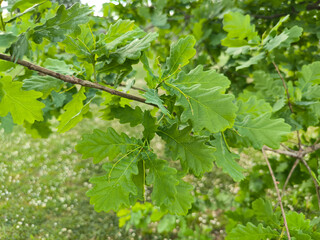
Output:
272,61,294,113
263,146,298,158
262,146,291,240
0,53,156,107
281,158,300,198
299,158,320,209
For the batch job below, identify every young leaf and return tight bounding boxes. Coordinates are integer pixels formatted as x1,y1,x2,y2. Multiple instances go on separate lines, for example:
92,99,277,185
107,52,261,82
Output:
87,156,139,212
157,124,215,176
211,133,245,182
100,19,145,52
162,35,196,78
112,32,158,64
226,222,279,240
63,24,96,63
32,3,92,44
234,113,291,149
57,88,90,133
143,89,170,116
0,75,44,124
222,12,260,47
76,128,140,164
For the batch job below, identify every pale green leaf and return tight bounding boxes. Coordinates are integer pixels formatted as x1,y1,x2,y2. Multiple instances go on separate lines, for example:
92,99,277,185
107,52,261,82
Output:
0,75,44,125
43,58,74,75
112,32,158,64
23,75,64,98
57,88,90,133
236,53,265,70
63,24,96,63
32,3,92,43
222,12,260,47
143,89,169,115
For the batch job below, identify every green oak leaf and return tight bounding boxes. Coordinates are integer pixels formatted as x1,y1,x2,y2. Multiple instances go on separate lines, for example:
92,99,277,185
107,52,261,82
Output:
0,32,17,48
234,113,291,149
43,58,74,75
57,88,90,133
103,105,143,127
9,32,30,61
76,128,140,164
32,3,92,44
142,111,157,141
166,82,236,133
264,32,288,51
162,35,196,78
157,124,215,176
221,12,260,47
63,24,96,63
298,62,320,86
211,133,244,182
166,66,236,132
252,198,279,226
174,65,231,90
237,96,272,117
226,222,279,240
99,19,145,53
146,157,179,207
87,156,139,212
141,53,159,88
23,75,64,98
236,52,265,70
286,211,311,232
166,178,194,215
143,89,169,115
112,32,158,64
279,26,303,48
0,75,44,124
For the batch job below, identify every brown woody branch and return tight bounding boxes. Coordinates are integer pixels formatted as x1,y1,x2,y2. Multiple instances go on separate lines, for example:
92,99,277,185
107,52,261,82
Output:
0,53,155,107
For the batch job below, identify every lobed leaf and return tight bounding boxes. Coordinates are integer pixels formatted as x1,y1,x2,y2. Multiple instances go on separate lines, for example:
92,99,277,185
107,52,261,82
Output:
0,75,44,125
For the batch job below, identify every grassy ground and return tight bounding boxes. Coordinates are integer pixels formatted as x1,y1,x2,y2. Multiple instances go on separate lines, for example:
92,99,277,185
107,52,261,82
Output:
0,112,139,240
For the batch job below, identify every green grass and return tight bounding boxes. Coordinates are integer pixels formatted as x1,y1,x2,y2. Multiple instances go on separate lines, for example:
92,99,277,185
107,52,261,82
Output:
0,112,138,239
